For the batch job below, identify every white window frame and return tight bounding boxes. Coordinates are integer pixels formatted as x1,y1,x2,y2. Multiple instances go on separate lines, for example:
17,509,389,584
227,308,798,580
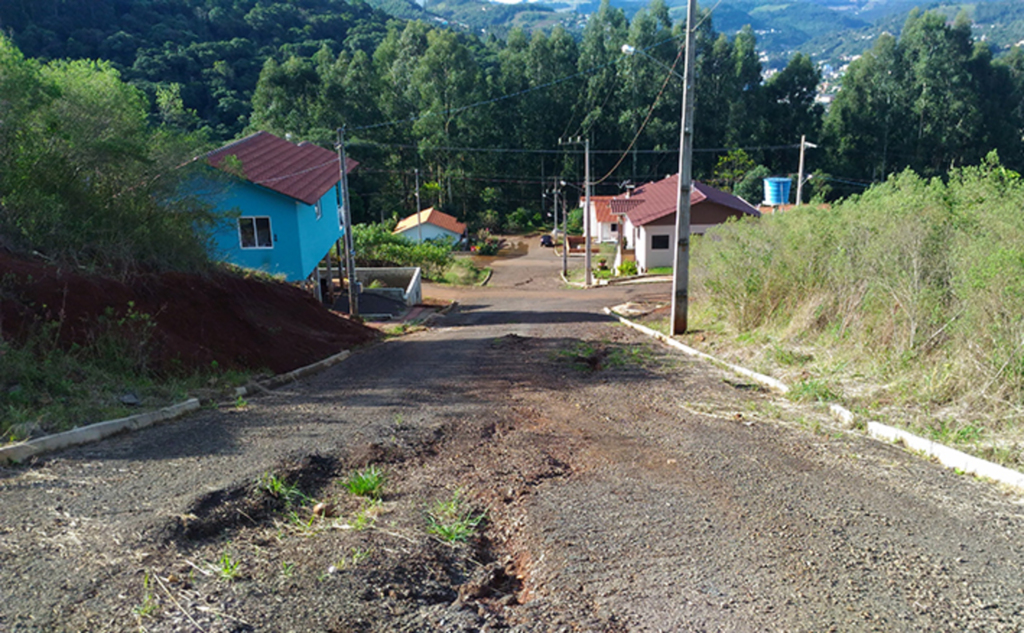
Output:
238,216,273,249
315,199,323,220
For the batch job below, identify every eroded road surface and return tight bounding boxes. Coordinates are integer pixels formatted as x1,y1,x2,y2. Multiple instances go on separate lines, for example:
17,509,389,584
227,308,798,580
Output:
2,242,1023,632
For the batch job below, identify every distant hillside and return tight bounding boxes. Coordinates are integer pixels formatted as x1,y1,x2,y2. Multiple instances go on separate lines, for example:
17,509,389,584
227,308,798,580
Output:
520,0,1024,67
0,0,394,139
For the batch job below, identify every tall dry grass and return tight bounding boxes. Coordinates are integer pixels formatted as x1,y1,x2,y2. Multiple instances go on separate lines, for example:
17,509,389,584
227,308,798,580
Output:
692,154,1024,458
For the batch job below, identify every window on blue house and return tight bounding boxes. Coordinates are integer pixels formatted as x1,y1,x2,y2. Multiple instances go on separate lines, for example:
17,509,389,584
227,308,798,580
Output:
315,199,323,220
239,216,273,249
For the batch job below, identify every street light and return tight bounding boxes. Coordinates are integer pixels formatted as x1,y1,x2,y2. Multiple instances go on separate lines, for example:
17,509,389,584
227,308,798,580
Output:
621,44,684,82
622,0,697,335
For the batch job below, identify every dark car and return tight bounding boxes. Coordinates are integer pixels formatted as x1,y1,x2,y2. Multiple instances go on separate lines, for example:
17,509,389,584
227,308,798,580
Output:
540,234,554,247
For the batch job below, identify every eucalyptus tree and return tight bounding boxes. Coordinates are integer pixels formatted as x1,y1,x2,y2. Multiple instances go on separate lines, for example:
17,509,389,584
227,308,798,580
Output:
761,53,824,172
900,9,983,173
412,29,482,213
618,0,679,183
576,0,630,178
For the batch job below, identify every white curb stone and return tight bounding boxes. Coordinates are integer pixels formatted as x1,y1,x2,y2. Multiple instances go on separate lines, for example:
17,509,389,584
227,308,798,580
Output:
606,308,1024,492
0,398,200,465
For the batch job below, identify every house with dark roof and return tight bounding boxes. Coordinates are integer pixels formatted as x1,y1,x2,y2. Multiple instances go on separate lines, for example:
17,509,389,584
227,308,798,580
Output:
612,174,760,273
392,207,467,245
201,131,357,282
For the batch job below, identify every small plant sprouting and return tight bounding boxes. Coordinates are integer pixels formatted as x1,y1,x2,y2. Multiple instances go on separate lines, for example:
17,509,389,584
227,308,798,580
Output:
235,395,248,409
350,498,384,530
258,472,311,507
133,572,159,619
281,561,296,578
426,490,485,543
345,465,386,500
214,551,241,581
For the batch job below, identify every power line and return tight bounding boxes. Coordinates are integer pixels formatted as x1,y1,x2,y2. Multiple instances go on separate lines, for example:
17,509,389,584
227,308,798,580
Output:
349,33,685,133
349,139,802,155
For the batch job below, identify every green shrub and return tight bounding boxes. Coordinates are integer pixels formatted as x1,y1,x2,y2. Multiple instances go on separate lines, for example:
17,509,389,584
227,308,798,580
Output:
618,260,638,276
0,36,219,276
352,223,454,280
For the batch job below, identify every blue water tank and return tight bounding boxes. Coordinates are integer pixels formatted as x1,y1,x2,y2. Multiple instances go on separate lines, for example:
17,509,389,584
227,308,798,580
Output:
763,177,792,205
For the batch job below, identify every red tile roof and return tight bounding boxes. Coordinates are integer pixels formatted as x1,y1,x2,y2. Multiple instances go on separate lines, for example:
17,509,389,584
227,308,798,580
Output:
619,175,759,226
590,196,616,223
206,131,357,206
393,207,467,237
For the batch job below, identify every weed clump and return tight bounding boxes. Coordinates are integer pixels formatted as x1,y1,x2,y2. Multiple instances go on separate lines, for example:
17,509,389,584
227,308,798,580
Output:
426,490,485,543
344,465,386,500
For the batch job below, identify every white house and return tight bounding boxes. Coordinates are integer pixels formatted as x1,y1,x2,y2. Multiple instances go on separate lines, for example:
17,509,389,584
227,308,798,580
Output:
613,175,760,273
583,195,620,243
393,207,467,244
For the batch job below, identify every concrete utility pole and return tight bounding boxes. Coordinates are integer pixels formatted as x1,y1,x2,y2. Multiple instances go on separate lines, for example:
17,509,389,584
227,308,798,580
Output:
795,135,818,206
560,180,568,277
670,0,697,335
414,168,422,243
558,137,592,286
336,127,359,318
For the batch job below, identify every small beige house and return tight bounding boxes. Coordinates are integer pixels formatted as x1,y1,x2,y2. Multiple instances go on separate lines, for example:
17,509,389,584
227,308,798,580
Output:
393,207,467,245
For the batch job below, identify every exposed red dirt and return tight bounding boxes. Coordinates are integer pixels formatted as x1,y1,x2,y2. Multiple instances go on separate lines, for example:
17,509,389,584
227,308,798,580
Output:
0,250,378,375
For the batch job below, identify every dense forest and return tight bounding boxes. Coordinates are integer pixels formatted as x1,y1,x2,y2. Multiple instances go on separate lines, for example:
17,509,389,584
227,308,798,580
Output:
2,0,1024,229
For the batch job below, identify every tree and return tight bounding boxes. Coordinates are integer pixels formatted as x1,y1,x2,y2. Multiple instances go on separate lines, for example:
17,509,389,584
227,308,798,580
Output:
0,36,217,274
762,53,823,169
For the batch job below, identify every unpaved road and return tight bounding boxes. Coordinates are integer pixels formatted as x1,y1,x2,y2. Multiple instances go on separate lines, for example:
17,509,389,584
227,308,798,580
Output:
2,241,1024,632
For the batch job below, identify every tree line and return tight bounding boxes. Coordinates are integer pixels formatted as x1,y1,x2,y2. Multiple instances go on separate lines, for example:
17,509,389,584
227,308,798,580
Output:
3,0,1024,230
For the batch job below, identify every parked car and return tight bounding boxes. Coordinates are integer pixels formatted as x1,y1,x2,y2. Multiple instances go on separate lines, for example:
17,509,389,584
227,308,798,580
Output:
540,234,554,247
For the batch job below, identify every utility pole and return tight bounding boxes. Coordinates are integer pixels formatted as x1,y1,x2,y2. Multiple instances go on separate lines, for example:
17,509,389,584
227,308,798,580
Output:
795,135,818,206
414,168,422,243
670,0,697,335
336,127,359,318
560,181,568,277
552,176,558,234
584,136,592,287
558,136,592,286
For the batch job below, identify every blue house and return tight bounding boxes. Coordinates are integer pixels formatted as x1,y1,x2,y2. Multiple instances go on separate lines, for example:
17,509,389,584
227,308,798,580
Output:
202,131,357,282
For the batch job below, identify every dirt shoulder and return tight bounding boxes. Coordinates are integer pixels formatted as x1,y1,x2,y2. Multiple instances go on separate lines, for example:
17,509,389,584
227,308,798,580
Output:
2,242,1023,632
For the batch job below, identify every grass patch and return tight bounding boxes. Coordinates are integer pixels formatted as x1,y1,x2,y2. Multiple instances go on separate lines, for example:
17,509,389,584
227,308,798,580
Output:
0,319,253,443
344,465,386,499
647,266,673,275
426,490,485,543
442,258,489,285
787,378,841,403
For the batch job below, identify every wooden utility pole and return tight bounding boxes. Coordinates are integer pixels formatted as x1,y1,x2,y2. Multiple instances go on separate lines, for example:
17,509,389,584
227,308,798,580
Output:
670,0,697,335
336,127,358,318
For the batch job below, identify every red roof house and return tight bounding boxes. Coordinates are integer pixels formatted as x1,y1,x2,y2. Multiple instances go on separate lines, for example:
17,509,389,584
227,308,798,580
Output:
201,131,358,281
615,175,759,272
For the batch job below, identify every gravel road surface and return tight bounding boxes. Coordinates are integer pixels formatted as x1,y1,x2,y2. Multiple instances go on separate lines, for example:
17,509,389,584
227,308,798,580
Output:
1,239,1022,632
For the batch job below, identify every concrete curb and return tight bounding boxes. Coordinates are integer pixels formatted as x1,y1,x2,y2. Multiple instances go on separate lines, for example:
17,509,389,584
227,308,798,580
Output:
864,421,1024,489
235,350,351,397
606,308,1024,492
604,309,789,394
0,398,201,465
0,346,360,465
